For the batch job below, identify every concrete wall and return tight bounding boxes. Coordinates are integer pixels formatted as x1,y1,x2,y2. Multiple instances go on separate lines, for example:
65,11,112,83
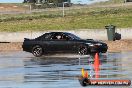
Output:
0,28,131,42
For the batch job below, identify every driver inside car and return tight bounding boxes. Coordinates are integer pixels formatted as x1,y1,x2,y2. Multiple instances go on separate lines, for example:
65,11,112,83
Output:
56,35,61,39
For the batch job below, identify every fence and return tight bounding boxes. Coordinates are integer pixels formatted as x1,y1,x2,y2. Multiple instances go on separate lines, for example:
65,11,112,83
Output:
0,3,91,16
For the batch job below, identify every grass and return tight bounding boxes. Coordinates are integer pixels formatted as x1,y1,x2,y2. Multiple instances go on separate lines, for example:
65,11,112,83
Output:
0,0,132,32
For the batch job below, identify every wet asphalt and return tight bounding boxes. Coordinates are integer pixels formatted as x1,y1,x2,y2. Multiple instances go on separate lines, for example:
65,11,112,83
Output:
0,51,131,88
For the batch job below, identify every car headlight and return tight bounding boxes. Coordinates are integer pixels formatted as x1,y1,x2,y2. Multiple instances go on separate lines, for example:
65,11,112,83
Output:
86,43,94,46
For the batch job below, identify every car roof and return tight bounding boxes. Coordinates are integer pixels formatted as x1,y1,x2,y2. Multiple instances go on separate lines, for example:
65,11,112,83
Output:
48,32,69,34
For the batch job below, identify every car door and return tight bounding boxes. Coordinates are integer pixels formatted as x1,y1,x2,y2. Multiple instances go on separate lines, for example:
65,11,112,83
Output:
38,33,54,52
60,33,80,53
45,33,68,53
41,33,58,52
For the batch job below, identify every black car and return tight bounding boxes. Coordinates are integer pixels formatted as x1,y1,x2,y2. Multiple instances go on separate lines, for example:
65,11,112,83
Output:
22,32,108,57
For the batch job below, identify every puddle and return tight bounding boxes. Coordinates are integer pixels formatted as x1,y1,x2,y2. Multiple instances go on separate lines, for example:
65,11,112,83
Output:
0,51,131,88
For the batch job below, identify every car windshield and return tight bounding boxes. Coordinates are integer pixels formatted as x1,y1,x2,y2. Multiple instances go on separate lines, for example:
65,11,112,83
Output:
67,33,81,40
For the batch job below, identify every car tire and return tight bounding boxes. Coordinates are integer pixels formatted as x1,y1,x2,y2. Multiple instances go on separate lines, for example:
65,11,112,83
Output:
32,45,43,57
78,45,88,55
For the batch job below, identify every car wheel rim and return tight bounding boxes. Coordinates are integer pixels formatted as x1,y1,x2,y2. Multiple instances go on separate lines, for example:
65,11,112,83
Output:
33,47,42,56
79,46,87,55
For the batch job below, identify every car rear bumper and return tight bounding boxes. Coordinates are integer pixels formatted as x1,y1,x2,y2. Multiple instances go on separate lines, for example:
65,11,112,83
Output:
22,44,32,52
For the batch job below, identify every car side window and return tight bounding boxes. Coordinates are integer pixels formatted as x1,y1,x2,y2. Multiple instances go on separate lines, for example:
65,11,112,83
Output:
45,34,52,39
40,33,52,40
62,34,71,40
50,34,62,40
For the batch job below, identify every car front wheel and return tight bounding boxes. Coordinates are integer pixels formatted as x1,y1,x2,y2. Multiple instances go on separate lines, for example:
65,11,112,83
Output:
32,45,43,57
78,45,88,55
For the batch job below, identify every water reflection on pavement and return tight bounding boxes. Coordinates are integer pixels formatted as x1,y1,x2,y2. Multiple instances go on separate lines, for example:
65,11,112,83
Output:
0,51,131,88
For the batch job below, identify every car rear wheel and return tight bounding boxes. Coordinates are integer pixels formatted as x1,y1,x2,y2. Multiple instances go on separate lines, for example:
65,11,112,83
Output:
78,45,88,55
32,45,43,57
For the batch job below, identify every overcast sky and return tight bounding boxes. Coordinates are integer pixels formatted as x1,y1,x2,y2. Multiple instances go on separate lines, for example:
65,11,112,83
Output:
0,0,108,4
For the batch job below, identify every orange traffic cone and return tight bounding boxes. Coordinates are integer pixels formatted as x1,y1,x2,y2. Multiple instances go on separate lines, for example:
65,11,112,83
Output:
84,71,89,78
93,53,100,67
93,53,100,78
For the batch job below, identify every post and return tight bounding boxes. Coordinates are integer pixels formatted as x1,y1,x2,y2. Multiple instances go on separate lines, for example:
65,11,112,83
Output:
29,4,32,12
62,2,65,17
62,2,68,17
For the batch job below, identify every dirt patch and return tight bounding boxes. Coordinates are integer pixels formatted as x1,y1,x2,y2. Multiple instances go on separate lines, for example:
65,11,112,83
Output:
0,40,132,52
0,42,22,51
0,4,28,12
104,39,132,52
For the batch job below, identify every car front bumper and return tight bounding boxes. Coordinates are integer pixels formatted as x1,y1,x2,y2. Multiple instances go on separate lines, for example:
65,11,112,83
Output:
89,45,108,53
